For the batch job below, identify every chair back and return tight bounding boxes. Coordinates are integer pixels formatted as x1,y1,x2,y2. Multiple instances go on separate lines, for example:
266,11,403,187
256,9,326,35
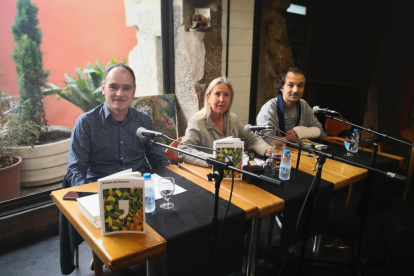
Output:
325,116,350,136
165,136,184,163
131,94,177,145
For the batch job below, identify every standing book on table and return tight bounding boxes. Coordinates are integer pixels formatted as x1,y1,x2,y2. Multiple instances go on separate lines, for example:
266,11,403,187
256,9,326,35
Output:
98,170,146,236
213,137,244,180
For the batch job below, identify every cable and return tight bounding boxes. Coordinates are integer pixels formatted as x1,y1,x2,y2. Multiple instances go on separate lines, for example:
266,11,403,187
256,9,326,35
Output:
210,170,235,276
278,168,319,276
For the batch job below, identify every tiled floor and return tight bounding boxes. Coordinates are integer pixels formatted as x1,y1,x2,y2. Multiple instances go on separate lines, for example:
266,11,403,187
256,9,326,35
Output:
1,177,413,276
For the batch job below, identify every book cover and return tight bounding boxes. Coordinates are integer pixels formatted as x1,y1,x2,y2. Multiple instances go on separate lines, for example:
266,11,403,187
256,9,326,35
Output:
98,171,145,236
213,137,244,179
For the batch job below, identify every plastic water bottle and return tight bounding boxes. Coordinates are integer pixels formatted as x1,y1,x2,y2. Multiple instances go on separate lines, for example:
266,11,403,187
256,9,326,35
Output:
143,173,155,213
279,150,292,180
350,129,360,153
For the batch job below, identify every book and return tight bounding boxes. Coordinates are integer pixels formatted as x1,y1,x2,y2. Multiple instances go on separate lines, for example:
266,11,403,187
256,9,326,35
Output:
77,194,101,228
213,137,244,179
98,170,146,236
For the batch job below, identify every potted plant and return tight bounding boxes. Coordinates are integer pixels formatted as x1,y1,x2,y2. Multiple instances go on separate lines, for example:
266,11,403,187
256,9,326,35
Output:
11,0,72,187
0,89,38,200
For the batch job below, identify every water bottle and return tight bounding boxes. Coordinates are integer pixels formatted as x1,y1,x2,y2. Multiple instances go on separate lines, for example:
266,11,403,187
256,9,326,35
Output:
143,173,155,213
350,129,360,153
279,150,292,180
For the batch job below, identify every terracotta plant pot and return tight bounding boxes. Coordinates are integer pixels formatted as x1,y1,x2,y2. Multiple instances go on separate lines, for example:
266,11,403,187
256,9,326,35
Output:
0,156,22,201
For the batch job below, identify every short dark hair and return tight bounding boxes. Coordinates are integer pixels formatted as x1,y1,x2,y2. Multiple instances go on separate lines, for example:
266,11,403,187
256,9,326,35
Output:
102,63,136,87
275,67,305,93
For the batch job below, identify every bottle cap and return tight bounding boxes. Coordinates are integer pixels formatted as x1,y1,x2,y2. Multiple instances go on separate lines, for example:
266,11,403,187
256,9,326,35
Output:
353,129,359,132
284,149,290,154
143,173,151,179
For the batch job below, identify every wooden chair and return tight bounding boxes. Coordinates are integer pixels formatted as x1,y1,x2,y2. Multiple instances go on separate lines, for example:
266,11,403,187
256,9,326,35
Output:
324,117,383,207
165,136,184,163
325,116,382,151
401,128,414,200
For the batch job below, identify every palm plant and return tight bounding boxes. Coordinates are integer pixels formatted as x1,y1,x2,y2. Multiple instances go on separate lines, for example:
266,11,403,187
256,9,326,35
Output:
45,58,127,112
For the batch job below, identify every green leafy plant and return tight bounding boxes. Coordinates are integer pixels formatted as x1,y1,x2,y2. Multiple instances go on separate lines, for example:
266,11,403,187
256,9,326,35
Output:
0,89,39,168
12,0,49,136
45,58,127,112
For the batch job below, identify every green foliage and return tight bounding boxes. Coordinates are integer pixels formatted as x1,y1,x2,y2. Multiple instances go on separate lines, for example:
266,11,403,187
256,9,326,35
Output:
12,0,49,133
12,0,41,44
0,89,39,168
45,58,128,112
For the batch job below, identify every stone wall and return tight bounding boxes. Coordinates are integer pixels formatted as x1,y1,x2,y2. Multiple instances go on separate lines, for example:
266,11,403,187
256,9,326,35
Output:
125,0,163,97
256,0,293,114
125,0,222,136
174,0,223,136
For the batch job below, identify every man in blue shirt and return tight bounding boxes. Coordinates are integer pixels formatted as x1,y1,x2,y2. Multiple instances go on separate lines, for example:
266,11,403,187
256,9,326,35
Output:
67,63,169,186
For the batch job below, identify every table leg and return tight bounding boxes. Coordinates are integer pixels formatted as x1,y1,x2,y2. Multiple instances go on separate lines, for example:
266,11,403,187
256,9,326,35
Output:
245,217,261,276
146,258,157,276
92,250,103,276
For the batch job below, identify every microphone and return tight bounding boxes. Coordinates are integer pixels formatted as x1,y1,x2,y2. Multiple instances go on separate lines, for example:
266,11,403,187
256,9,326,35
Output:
244,124,274,132
313,106,339,115
136,127,164,138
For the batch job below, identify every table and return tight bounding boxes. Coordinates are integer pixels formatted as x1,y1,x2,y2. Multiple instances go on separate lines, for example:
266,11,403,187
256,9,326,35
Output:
177,141,403,275
178,147,369,276
52,182,166,276
52,165,258,276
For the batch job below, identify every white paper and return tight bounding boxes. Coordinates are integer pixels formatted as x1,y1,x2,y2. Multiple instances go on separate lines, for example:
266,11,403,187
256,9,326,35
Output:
150,173,187,201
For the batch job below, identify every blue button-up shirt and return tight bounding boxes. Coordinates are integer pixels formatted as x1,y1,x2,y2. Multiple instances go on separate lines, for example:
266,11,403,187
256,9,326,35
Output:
67,103,169,186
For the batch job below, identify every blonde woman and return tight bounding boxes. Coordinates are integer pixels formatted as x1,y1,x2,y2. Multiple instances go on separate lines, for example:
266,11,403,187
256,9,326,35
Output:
178,76,276,167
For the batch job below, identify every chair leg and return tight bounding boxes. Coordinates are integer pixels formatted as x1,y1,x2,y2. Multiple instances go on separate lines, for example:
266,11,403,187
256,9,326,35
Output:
346,184,354,207
403,181,412,200
268,214,276,245
403,147,414,200
75,245,79,267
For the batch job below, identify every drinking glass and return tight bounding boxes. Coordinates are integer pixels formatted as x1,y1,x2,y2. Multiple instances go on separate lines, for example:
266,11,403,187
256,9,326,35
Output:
264,156,277,176
344,136,355,156
273,144,287,169
159,177,175,209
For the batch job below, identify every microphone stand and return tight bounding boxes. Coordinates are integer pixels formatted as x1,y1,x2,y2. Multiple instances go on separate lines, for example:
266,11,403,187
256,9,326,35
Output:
146,138,283,273
323,115,411,273
256,132,406,275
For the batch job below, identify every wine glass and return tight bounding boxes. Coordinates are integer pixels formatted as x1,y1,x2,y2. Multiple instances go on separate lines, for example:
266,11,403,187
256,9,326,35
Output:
344,136,355,156
159,177,175,209
264,155,277,176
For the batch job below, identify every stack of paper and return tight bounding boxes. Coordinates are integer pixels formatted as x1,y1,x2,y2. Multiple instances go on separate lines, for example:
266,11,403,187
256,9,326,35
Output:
77,194,101,228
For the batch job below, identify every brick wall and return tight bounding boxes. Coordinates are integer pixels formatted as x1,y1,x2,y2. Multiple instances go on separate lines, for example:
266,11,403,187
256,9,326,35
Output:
0,204,59,252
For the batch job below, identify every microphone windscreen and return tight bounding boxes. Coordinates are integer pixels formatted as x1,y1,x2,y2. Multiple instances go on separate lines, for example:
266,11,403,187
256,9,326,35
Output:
313,106,320,113
136,127,145,138
244,124,251,132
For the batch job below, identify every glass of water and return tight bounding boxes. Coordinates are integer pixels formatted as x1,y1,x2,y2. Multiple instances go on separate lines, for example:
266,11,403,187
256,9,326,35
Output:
344,136,355,156
159,177,175,209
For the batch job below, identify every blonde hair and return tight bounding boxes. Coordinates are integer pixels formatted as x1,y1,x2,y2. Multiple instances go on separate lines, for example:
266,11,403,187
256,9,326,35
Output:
195,76,235,120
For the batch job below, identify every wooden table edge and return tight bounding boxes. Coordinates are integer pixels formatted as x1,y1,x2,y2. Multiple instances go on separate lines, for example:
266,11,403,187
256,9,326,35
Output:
167,165,259,220
51,187,167,272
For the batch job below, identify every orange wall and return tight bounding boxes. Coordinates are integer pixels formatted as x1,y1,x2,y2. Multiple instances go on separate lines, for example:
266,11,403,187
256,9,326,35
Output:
0,0,137,127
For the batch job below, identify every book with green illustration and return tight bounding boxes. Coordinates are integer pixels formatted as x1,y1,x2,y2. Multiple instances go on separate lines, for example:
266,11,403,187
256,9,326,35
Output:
98,170,145,236
213,137,244,179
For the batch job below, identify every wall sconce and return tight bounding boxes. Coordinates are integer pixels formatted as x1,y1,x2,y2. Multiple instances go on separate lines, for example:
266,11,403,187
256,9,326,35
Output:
188,8,210,32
